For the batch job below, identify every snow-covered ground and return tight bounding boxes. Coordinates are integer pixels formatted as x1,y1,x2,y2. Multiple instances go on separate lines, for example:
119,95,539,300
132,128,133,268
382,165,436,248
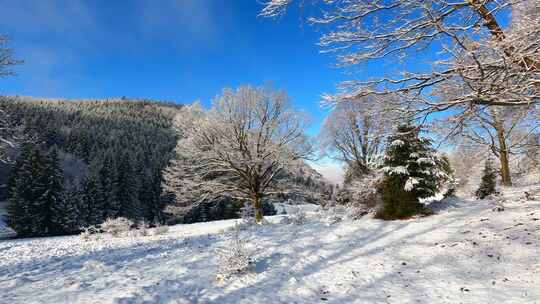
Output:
274,202,321,215
1,186,540,304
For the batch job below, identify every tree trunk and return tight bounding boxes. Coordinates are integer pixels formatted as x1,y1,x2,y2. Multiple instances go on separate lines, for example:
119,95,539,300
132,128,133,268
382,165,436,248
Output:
252,193,263,223
495,119,512,186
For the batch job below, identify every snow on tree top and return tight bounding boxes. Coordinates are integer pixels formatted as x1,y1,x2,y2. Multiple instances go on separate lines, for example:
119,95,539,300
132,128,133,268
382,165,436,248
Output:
382,165,409,175
404,177,420,191
390,139,405,147
417,157,436,165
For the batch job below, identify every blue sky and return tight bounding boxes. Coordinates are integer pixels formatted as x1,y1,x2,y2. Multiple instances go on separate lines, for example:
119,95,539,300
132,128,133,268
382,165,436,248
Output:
0,0,356,136
5,1,498,183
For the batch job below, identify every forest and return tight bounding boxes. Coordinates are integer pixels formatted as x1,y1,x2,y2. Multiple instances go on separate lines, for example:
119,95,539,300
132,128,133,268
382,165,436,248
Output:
0,96,332,236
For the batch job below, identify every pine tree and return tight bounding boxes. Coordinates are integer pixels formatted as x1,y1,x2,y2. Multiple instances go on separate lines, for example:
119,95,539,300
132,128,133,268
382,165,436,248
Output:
475,158,497,199
116,154,141,220
41,148,66,235
7,144,36,236
7,143,49,236
80,174,105,226
97,153,120,219
139,168,165,224
51,182,81,234
377,124,442,219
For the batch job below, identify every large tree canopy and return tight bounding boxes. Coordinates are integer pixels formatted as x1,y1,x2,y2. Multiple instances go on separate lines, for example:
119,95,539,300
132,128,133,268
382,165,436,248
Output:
167,86,313,222
261,1,540,116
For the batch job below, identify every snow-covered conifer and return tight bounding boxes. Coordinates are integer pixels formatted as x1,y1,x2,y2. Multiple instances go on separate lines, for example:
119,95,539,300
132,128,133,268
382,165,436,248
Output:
475,158,497,199
7,144,51,236
115,154,141,220
377,124,444,219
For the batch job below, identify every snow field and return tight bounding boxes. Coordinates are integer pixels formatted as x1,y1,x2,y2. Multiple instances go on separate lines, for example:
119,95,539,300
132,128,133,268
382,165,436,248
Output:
0,186,539,303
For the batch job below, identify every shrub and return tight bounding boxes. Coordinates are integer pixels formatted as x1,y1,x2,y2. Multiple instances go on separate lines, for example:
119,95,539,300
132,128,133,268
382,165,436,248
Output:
475,158,497,199
100,217,133,237
347,172,383,210
217,226,255,281
287,205,307,225
345,204,370,220
321,205,345,225
240,201,256,225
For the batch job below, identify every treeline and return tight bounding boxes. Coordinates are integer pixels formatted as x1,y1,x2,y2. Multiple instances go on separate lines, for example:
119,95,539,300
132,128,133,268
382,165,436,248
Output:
2,97,178,236
2,97,333,237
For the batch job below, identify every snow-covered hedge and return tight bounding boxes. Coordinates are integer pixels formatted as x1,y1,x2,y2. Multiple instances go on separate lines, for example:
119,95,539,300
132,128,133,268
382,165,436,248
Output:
100,217,134,237
285,205,307,225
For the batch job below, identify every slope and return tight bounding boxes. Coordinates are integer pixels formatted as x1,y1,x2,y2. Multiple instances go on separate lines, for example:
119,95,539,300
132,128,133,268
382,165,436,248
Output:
0,187,539,304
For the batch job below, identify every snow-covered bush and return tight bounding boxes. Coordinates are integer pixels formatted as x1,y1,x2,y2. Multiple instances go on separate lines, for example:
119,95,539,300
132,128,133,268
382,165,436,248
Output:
100,217,133,237
321,205,345,225
476,158,497,199
240,201,256,225
345,204,370,220
217,226,255,281
347,172,383,213
286,205,307,225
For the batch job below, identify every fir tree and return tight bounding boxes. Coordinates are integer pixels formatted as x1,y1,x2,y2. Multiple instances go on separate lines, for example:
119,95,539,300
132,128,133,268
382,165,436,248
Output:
377,124,443,219
475,158,497,199
7,143,49,236
51,182,81,234
41,147,66,235
80,174,106,226
97,153,120,219
7,144,37,236
139,168,165,224
116,154,141,220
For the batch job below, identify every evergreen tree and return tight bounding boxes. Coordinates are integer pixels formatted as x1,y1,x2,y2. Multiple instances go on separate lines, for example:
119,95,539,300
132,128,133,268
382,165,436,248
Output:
51,182,81,234
97,153,120,219
80,174,105,226
475,158,497,199
7,144,35,236
116,154,141,220
139,168,165,224
41,148,66,235
7,143,49,236
377,124,443,219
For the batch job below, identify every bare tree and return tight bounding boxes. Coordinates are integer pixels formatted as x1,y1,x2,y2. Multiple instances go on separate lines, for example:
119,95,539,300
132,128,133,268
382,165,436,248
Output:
260,1,540,116
0,36,22,78
0,106,16,163
319,94,399,181
438,104,539,186
0,37,22,163
164,86,313,222
448,144,486,192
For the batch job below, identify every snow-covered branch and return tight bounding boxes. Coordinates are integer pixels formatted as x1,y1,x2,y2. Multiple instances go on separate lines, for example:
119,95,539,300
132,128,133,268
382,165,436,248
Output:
261,1,540,118
0,35,22,78
163,86,313,221
319,93,401,181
